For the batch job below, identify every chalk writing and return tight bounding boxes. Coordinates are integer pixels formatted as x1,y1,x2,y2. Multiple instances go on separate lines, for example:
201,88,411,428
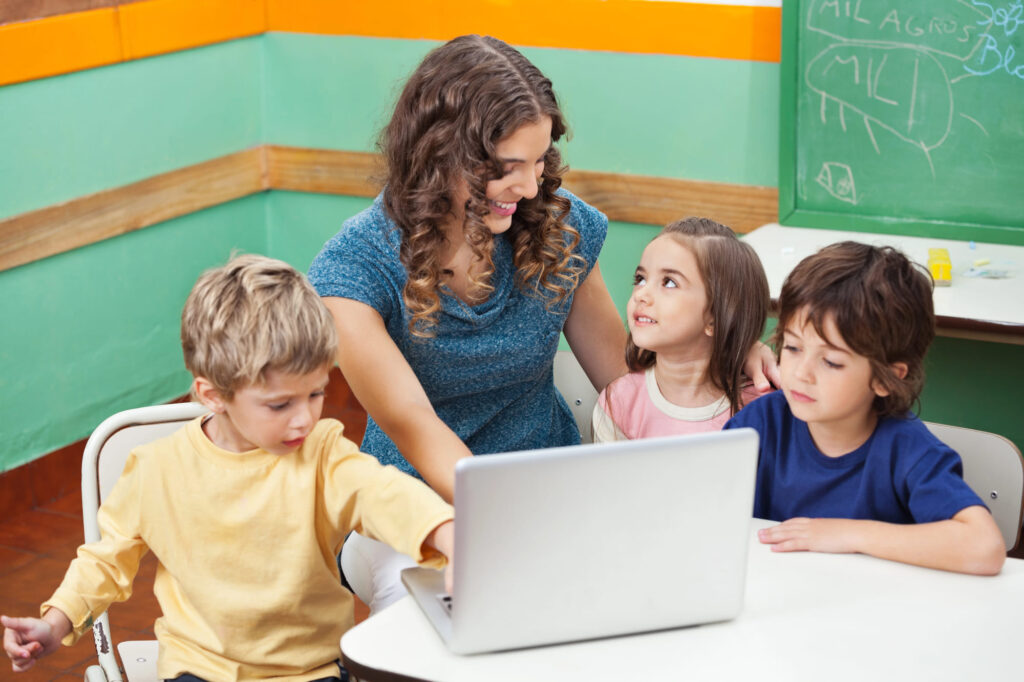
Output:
809,0,987,58
973,0,1023,36
807,45,953,153
964,2,1024,78
804,0,997,185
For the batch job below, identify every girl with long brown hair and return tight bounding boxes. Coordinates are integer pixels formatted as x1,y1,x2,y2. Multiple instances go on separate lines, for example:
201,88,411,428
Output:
593,218,770,441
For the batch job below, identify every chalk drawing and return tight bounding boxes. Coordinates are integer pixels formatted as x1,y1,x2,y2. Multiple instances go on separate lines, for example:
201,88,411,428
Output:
804,0,995,189
816,161,858,204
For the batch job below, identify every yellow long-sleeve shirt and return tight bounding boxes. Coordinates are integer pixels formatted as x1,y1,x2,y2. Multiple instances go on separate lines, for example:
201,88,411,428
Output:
43,416,453,681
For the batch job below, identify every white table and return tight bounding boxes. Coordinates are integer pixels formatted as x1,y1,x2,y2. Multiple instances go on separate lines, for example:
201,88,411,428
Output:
341,520,1024,681
743,224,1024,345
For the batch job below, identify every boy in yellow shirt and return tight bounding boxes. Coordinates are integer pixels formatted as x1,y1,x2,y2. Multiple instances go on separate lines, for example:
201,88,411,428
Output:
2,255,454,681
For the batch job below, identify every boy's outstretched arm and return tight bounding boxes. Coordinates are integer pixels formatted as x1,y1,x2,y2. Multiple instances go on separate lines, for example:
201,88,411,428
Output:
758,505,1006,575
2,609,72,672
424,520,455,594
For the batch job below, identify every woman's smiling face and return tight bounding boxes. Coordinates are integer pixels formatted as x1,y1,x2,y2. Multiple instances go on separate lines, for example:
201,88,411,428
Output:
450,116,552,237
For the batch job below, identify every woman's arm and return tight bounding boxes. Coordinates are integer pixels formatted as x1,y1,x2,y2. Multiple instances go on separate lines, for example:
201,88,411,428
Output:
562,263,628,393
757,505,1006,575
323,297,470,503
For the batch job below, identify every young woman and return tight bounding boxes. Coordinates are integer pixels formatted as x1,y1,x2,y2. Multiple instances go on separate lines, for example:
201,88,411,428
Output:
308,35,777,610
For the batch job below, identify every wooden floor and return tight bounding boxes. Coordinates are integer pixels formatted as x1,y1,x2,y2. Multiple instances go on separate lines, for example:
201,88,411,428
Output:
1,489,147,681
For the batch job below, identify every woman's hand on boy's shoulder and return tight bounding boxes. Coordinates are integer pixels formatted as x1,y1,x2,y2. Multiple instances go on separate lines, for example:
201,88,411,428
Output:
744,342,781,393
757,517,863,554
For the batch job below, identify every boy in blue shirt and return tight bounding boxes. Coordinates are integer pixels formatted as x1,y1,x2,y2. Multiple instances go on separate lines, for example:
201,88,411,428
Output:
726,241,1005,574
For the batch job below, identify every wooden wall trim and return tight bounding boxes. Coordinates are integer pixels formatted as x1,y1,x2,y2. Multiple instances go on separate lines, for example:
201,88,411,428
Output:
0,145,778,271
265,146,381,198
564,169,778,235
0,148,265,271
264,147,779,233
0,0,120,26
4,146,1017,343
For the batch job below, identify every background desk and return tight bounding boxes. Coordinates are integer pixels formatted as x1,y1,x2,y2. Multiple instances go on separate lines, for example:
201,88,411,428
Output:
341,520,1024,682
743,224,1024,345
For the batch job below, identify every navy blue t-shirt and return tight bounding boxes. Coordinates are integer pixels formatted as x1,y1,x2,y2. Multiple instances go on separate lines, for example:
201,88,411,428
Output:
724,391,985,523
308,189,607,477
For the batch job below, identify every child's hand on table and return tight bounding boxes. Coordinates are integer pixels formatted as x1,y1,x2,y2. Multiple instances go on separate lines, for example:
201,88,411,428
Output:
758,518,861,554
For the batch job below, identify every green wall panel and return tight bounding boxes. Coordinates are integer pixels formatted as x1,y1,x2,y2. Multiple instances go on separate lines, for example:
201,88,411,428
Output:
920,338,1024,455
0,196,267,472
265,190,374,270
524,48,779,185
0,38,262,221
262,34,779,185
263,34,428,152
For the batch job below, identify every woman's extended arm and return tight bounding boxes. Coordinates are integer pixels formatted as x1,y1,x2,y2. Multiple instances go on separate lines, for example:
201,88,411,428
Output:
562,262,628,393
323,297,470,503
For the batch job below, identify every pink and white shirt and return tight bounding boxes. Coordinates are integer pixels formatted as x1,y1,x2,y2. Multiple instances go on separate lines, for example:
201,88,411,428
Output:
592,367,764,442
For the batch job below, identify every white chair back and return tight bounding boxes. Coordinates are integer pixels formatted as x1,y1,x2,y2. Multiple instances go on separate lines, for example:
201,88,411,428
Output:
552,350,599,444
80,402,207,682
925,422,1024,551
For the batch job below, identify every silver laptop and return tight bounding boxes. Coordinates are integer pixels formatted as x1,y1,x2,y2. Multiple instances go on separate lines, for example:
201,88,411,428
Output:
402,428,759,654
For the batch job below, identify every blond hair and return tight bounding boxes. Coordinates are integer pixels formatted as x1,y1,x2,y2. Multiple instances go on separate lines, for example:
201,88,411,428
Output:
181,254,338,399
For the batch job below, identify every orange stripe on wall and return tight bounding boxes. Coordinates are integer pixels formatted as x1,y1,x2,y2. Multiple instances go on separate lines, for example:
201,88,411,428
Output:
266,0,781,62
0,7,122,86
119,0,266,61
0,0,780,87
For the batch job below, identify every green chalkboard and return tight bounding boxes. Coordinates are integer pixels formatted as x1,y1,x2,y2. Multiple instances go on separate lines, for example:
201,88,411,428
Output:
779,0,1024,245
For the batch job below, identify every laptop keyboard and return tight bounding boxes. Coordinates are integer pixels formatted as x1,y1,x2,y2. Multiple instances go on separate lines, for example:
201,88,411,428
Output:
436,593,453,615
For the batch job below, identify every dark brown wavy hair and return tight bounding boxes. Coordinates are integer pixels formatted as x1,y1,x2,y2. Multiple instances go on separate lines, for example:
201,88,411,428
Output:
773,241,935,417
380,34,582,337
623,217,769,417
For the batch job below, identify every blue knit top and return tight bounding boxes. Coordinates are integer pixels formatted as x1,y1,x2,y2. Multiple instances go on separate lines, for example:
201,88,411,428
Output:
308,190,608,477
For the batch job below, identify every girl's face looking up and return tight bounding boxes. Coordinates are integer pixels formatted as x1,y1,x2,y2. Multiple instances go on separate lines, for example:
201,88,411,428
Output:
627,236,712,358
453,116,552,236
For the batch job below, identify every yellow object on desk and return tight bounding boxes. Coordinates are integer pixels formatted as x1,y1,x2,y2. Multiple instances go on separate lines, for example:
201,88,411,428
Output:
928,248,952,286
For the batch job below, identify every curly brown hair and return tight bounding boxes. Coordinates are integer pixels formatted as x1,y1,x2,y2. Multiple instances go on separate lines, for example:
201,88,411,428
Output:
623,217,769,417
773,241,936,418
380,34,583,337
